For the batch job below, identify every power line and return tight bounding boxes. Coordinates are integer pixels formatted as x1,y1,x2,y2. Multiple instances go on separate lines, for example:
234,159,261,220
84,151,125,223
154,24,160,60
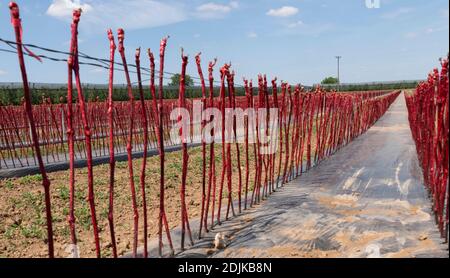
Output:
0,37,244,87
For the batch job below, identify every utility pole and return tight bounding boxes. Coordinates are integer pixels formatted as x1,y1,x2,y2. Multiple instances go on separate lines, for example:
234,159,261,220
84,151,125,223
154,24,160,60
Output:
336,56,341,92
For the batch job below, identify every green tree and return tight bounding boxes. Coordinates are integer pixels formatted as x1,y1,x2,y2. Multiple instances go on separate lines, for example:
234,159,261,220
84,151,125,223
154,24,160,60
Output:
168,74,194,87
321,77,339,85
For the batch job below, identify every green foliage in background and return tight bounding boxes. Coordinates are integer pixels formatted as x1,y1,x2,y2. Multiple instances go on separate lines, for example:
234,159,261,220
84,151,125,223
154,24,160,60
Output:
0,85,246,106
168,74,194,87
321,77,339,84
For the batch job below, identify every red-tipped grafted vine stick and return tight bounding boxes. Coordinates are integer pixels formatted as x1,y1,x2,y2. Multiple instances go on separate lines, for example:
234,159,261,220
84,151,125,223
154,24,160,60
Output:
306,89,316,171
282,85,293,185
225,69,236,219
70,8,101,258
271,78,279,188
206,58,217,231
8,1,54,258
230,71,243,214
249,80,258,207
117,28,139,257
65,11,77,257
157,37,175,256
277,83,286,188
147,49,159,144
135,47,149,258
243,79,251,209
179,49,194,250
270,77,279,192
106,29,118,258
251,76,263,205
217,63,230,225
194,53,207,239
263,76,272,197
288,86,300,181
148,48,176,249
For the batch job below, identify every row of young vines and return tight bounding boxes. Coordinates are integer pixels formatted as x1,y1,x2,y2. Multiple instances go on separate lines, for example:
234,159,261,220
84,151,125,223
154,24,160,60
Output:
405,57,449,241
0,90,391,170
6,3,400,257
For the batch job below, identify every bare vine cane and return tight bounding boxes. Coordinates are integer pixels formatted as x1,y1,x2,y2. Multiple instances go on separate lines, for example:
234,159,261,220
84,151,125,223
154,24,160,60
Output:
148,48,173,251
9,1,54,258
270,78,279,190
249,80,259,207
225,68,236,220
251,78,262,206
178,49,194,250
276,83,286,189
217,63,232,225
156,37,175,256
106,29,118,258
69,9,102,257
230,71,243,214
135,48,149,258
243,79,250,209
117,28,139,257
206,59,218,231
194,53,207,238
66,10,77,258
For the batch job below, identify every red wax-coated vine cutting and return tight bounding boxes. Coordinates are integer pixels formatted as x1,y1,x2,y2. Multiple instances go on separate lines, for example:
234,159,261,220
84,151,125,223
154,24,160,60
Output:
156,37,175,256
106,29,117,258
249,80,259,207
8,2,54,258
206,58,217,231
117,28,139,257
230,71,243,213
252,76,264,205
194,53,207,239
217,63,231,225
225,67,236,220
282,85,292,184
65,11,77,257
270,78,278,191
260,76,269,198
135,48,149,258
71,9,101,258
178,49,194,250
243,79,250,209
277,83,286,188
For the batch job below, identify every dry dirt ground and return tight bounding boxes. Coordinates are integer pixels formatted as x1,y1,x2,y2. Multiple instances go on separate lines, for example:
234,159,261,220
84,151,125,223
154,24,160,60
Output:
1,133,312,258
0,143,262,258
178,93,449,258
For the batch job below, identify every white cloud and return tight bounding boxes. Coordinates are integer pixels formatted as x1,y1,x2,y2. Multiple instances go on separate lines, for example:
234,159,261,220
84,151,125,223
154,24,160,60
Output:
266,6,299,17
247,32,258,38
0,70,7,76
47,0,187,31
287,20,304,28
381,8,413,19
195,1,239,19
46,0,93,18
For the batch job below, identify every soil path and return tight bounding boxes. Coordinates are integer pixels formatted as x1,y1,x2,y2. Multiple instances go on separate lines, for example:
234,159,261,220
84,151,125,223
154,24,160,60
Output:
176,92,448,258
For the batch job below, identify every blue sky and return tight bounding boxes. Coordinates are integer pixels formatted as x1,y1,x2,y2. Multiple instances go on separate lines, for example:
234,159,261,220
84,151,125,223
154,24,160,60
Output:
0,0,448,85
